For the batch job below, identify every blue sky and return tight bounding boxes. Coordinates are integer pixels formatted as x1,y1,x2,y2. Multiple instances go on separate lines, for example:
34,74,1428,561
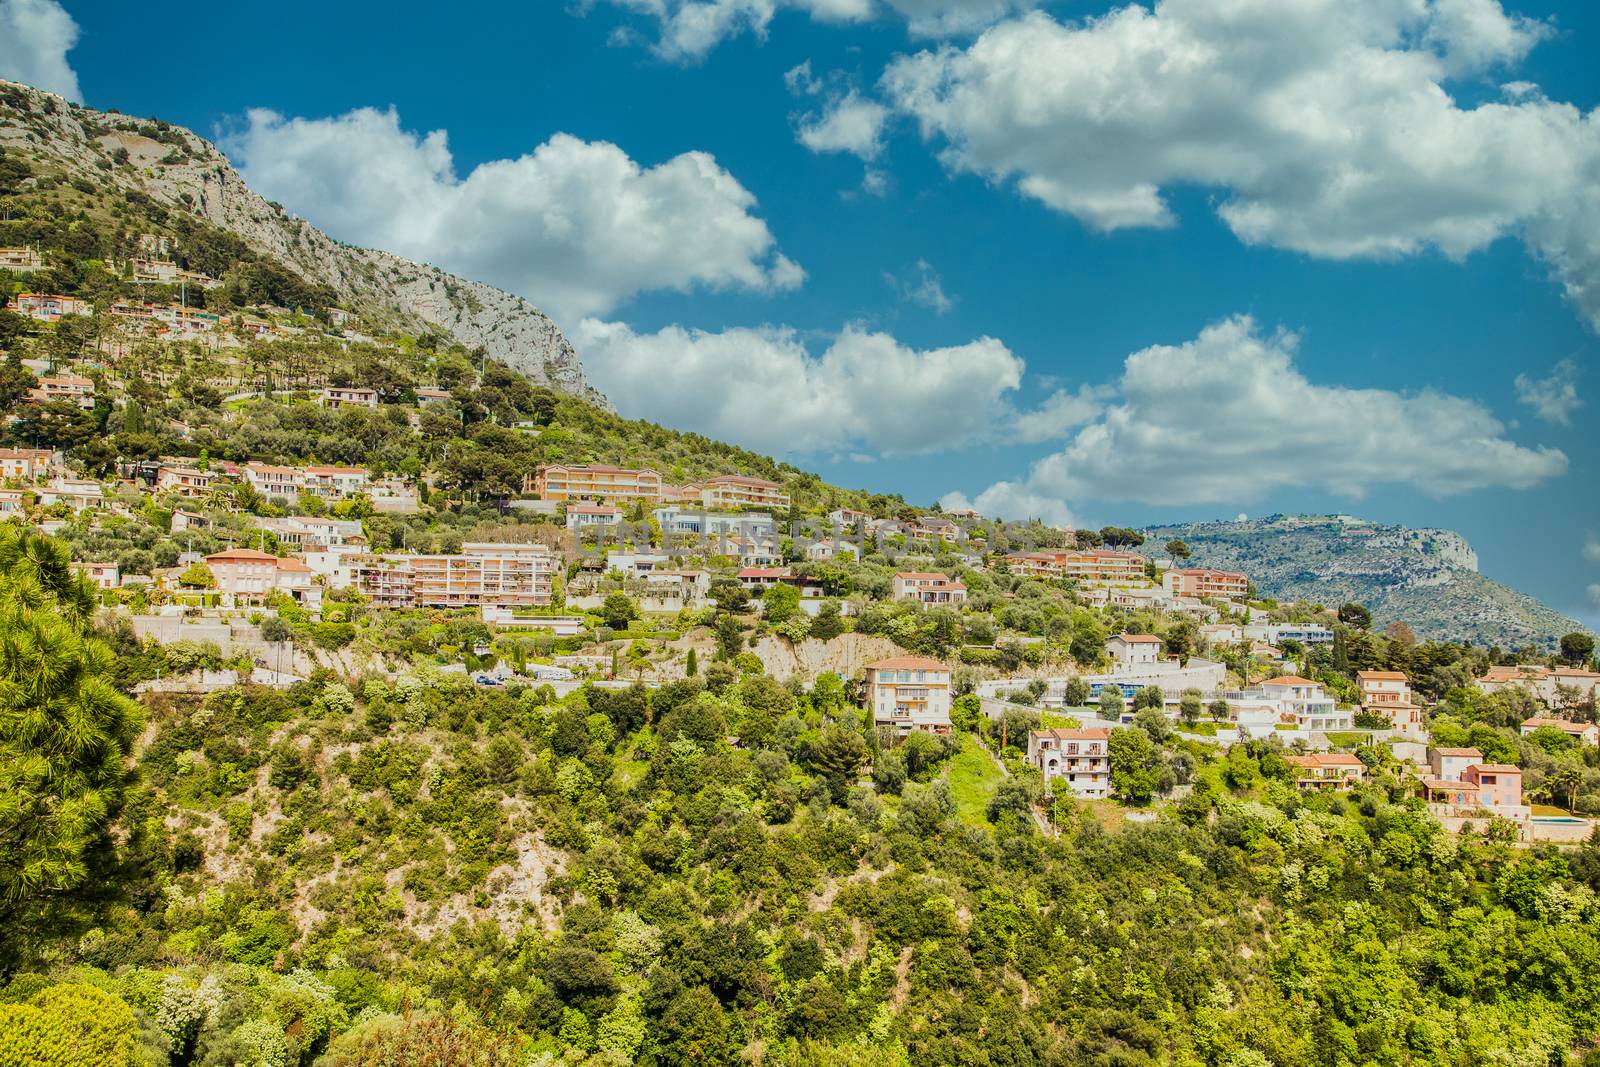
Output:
3,0,1597,631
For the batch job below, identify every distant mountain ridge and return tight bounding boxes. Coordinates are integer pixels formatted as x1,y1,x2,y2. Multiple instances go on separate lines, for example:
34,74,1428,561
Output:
0,79,600,402
1144,514,1584,649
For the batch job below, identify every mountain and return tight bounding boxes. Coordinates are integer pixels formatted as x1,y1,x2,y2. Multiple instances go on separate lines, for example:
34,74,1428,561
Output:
1144,514,1585,649
0,79,599,401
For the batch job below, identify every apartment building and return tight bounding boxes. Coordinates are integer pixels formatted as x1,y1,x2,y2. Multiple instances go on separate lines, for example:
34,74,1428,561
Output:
1163,567,1248,599
692,474,791,511
355,543,555,609
0,447,60,481
865,656,953,734
15,293,91,321
1003,551,1064,578
911,517,960,543
1060,549,1148,584
31,375,95,409
892,571,968,606
530,464,664,503
319,386,379,409
205,549,318,608
827,508,872,531
1027,728,1112,799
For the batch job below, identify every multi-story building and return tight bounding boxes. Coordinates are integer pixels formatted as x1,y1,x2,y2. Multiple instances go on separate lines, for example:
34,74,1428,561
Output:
126,258,222,288
1059,549,1147,584
530,464,664,503
244,462,307,498
30,375,95,409
1003,551,1064,578
865,656,952,734
1356,669,1425,738
1519,717,1600,746
1257,675,1348,731
155,464,216,499
410,543,554,608
1284,752,1366,791
911,517,960,543
1477,665,1600,707
305,465,370,498
38,477,103,512
0,448,60,481
73,560,120,590
1106,634,1162,668
0,489,24,515
692,474,791,512
1027,728,1111,798
892,571,968,606
1244,623,1335,645
1428,747,1482,782
1163,567,1248,599
567,503,625,531
355,543,554,609
15,293,91,321
205,549,318,608
319,386,379,409
0,247,45,271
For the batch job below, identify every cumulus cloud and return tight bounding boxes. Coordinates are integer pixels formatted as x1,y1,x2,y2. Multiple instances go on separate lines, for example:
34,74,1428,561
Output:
1585,531,1600,565
226,107,801,323
885,259,955,313
594,0,1037,60
574,319,1025,456
882,0,1600,330
1514,359,1583,426
0,0,80,102
1008,384,1106,443
796,90,891,160
940,485,1075,527
947,315,1567,517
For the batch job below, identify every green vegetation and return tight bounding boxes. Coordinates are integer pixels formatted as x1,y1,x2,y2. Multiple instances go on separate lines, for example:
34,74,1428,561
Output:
943,736,1004,827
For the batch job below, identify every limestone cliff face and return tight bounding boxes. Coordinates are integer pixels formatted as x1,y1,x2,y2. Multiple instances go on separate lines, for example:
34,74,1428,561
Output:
0,80,601,402
1144,514,1577,649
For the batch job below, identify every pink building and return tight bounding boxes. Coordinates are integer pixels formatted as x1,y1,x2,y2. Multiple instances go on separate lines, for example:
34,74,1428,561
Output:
1462,764,1522,811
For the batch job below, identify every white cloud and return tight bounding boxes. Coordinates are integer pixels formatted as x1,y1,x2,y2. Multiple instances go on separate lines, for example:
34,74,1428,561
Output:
573,319,1024,455
226,107,800,324
1009,384,1106,443
948,315,1567,516
1514,359,1583,426
1584,532,1600,565
885,259,955,313
0,0,80,102
594,0,1037,60
940,486,1075,527
882,0,1600,330
1589,583,1600,610
796,90,891,160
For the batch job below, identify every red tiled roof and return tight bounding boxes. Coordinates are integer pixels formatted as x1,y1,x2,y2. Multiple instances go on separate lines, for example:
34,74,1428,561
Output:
1113,634,1162,644
206,549,278,562
868,656,950,671
1262,675,1316,686
1036,727,1111,740
1357,670,1408,681
1469,763,1521,774
1432,747,1482,758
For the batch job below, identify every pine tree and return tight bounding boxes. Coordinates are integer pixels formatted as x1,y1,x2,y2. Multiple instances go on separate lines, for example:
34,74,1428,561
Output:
0,526,142,970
